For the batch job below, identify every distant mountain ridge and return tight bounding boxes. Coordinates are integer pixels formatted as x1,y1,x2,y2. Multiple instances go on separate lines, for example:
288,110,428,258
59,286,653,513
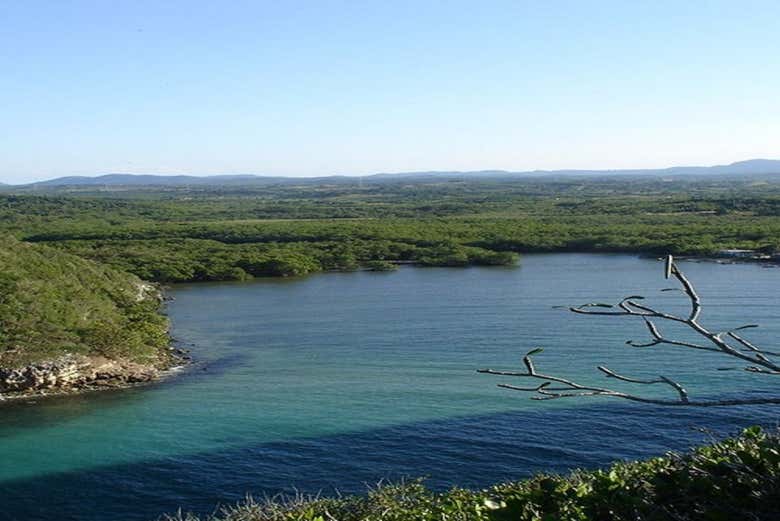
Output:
27,173,268,186
9,158,780,187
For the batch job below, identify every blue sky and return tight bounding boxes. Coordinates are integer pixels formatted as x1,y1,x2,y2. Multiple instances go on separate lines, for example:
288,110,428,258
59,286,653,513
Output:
1,1,779,183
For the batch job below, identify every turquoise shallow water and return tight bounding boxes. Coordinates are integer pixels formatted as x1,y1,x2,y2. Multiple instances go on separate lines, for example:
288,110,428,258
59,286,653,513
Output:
1,254,778,520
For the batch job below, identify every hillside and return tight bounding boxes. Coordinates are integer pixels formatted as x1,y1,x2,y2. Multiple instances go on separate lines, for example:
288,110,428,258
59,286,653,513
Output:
0,236,173,394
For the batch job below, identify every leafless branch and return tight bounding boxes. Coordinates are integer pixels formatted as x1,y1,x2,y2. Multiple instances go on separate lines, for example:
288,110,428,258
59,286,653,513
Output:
480,255,780,406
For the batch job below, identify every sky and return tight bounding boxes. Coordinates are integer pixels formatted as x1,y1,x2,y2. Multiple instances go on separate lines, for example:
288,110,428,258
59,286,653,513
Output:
1,1,779,184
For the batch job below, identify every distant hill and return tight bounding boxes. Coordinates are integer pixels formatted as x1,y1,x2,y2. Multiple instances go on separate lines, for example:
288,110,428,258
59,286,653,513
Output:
28,173,278,187
11,158,780,187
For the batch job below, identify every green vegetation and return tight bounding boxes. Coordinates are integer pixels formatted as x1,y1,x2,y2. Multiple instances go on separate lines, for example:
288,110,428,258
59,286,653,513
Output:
0,236,169,368
4,175,780,283
167,426,780,521
2,178,779,513
363,260,398,272
3,175,780,367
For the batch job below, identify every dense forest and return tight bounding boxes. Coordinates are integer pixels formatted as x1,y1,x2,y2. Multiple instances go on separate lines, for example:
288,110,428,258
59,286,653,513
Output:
2,175,780,283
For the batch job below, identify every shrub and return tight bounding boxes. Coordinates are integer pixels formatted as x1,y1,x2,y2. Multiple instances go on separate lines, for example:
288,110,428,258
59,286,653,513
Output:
165,427,780,521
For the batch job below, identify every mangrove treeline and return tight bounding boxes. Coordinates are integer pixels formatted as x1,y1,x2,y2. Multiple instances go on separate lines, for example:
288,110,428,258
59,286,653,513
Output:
3,175,780,283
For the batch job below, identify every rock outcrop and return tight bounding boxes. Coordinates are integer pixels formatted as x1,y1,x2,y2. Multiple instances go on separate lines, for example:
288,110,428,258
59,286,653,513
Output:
0,354,170,398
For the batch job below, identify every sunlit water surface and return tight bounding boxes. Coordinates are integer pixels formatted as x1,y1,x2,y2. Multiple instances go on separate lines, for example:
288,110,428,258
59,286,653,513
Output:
1,254,778,520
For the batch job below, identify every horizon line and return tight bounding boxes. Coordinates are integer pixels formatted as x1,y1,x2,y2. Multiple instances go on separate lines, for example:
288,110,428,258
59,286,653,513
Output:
4,157,780,186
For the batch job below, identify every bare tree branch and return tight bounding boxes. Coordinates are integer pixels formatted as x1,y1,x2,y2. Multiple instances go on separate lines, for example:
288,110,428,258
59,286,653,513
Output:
625,318,720,352
480,255,780,406
728,332,780,358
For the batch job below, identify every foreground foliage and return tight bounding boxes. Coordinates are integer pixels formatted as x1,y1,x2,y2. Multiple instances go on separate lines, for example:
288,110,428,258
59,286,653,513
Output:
0,236,169,367
167,427,780,521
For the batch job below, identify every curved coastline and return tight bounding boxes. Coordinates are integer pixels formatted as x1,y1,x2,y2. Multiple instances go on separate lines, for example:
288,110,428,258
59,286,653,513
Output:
3,251,777,403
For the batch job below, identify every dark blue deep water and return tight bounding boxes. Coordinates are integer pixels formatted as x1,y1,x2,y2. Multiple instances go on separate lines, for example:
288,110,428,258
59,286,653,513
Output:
1,254,778,520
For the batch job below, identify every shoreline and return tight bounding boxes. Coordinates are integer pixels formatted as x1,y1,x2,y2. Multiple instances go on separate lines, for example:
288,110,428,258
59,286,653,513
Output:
0,347,192,403
0,278,191,404
663,254,780,267
3,252,775,404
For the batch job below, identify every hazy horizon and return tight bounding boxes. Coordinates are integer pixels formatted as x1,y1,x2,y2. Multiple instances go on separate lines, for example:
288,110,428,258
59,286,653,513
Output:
2,1,779,184
5,157,780,185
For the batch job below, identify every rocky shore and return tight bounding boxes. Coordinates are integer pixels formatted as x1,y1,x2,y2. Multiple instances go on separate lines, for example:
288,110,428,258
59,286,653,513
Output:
0,349,190,401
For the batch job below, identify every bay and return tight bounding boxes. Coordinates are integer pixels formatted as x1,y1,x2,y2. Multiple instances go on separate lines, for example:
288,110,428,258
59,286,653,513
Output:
1,254,778,520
